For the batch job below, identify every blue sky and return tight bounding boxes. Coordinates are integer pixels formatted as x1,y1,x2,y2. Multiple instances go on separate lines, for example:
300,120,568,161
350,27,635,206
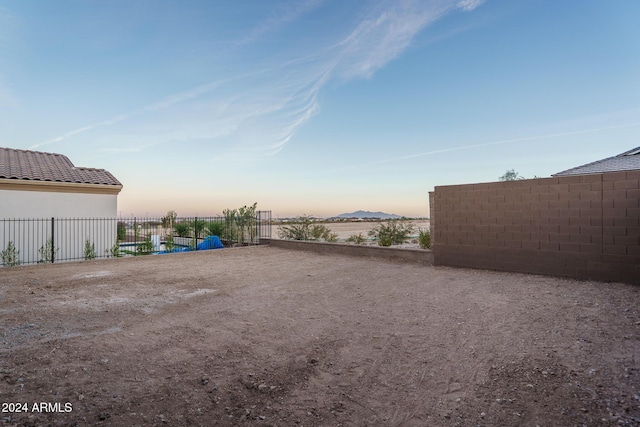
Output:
1,0,639,218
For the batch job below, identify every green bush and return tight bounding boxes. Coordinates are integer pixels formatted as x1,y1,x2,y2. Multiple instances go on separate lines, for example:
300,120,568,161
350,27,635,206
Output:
1,241,20,267
109,243,121,258
378,235,393,247
324,231,339,243
165,234,175,253
278,216,337,242
418,228,431,249
368,220,414,246
206,221,225,237
84,239,96,260
117,222,127,241
192,218,208,238
174,221,191,237
38,238,58,263
346,233,366,245
136,235,154,255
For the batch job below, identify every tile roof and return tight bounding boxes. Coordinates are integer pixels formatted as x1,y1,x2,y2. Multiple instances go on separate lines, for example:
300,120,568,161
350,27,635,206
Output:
553,146,640,176
0,147,122,186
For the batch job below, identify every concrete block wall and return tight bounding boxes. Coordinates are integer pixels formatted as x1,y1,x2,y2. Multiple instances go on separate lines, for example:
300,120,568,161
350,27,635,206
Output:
431,171,640,284
270,239,433,265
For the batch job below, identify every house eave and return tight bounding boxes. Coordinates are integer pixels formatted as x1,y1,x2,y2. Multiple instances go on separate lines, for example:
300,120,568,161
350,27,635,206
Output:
0,178,123,195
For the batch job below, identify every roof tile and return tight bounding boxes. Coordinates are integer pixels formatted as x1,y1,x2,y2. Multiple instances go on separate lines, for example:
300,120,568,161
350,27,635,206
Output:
0,147,122,186
553,146,640,176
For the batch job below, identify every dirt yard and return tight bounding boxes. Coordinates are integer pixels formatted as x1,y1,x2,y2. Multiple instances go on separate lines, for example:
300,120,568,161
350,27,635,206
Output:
1,246,639,426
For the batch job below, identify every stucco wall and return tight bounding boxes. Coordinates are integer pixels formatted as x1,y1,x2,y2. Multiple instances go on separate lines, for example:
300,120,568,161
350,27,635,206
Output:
0,190,118,218
431,171,640,284
0,189,119,265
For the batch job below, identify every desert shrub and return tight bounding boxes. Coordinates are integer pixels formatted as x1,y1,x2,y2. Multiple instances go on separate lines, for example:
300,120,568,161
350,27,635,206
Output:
165,234,175,253
1,241,20,267
206,221,225,237
368,220,414,246
38,238,59,263
346,233,366,245
278,222,310,240
324,231,339,243
84,239,96,260
278,216,337,242
310,224,336,242
174,221,191,237
192,218,208,238
109,243,121,258
379,235,393,247
136,235,154,255
418,228,431,249
117,222,127,241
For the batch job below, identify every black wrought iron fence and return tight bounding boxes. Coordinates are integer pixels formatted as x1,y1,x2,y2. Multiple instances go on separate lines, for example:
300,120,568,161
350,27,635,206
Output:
0,211,271,267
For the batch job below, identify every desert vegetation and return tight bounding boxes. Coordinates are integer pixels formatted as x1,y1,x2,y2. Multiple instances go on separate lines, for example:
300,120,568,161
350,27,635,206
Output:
278,215,338,242
368,219,415,247
275,218,431,249
1,241,20,267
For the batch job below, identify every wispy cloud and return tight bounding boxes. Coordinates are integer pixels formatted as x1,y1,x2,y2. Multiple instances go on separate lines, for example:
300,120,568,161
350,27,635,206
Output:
332,0,451,80
457,0,484,12
32,1,484,160
332,122,640,172
236,0,325,46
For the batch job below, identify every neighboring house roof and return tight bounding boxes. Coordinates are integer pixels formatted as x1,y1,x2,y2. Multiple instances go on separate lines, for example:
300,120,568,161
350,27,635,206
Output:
0,147,122,186
553,146,640,176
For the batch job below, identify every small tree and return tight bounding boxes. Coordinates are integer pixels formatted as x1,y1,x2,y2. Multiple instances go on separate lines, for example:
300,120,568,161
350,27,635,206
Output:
499,169,524,181
1,241,20,267
223,208,238,243
236,202,257,244
161,210,178,228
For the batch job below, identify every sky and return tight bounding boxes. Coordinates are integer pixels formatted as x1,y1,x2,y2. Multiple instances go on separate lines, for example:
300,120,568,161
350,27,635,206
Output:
1,0,639,218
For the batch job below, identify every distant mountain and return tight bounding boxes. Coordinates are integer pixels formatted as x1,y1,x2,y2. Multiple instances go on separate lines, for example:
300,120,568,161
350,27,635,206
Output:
333,210,403,220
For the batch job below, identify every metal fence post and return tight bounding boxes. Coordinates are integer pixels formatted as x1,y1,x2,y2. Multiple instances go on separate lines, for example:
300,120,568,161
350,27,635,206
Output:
194,217,198,251
51,217,55,263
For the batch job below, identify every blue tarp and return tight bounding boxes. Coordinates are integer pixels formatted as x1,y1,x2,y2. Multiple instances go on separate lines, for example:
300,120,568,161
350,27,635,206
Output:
155,235,224,254
197,235,225,250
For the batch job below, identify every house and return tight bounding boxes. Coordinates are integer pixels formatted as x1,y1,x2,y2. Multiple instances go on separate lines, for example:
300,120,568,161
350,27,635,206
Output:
0,147,123,264
0,147,122,218
553,146,640,176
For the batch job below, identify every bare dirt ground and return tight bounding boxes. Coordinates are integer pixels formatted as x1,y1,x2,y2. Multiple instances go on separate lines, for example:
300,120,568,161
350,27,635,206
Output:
1,246,639,426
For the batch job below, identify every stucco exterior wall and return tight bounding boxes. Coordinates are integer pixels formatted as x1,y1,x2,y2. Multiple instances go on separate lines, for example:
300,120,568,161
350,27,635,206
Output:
0,189,117,218
0,189,119,265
